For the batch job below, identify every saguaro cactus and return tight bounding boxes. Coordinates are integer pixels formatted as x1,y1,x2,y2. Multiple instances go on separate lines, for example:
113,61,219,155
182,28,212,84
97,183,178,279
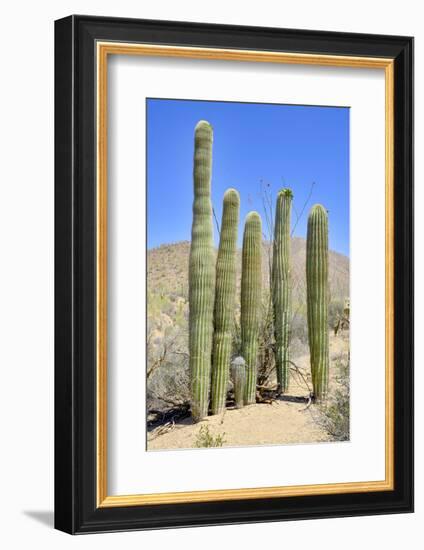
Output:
230,357,246,409
189,120,215,421
306,204,329,402
211,188,240,415
241,211,262,405
272,188,293,394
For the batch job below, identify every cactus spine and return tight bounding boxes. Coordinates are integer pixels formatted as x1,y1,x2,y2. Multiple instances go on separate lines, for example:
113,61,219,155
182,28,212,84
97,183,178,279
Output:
272,189,293,393
211,189,240,415
241,212,262,405
306,204,329,402
189,121,215,421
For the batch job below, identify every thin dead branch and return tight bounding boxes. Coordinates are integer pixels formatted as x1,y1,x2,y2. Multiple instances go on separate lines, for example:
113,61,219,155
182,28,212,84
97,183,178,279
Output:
291,181,315,236
212,207,221,237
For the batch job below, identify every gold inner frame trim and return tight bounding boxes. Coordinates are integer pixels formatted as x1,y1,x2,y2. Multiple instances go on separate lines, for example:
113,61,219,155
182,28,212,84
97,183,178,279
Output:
96,41,395,508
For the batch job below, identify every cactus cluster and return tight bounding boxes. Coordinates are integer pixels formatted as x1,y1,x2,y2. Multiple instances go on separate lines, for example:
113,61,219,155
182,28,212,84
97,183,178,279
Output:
187,119,332,422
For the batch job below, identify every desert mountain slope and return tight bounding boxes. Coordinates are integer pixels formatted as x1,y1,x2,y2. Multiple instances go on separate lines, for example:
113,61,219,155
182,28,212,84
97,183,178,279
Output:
147,237,349,304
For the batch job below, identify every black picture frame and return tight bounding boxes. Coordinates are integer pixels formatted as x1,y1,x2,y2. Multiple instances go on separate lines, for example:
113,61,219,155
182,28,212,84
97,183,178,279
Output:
55,14,414,534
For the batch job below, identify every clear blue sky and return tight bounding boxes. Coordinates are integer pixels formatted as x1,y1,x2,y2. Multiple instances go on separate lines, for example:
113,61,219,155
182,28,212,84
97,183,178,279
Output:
147,98,349,256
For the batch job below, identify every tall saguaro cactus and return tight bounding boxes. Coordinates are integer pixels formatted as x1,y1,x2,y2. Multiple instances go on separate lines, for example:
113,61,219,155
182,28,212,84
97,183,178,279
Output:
189,120,215,421
272,188,293,394
306,204,329,402
211,188,240,415
241,212,262,405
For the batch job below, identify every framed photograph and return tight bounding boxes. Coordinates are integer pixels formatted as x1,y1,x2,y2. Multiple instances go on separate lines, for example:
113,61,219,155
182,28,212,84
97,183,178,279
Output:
54,15,413,534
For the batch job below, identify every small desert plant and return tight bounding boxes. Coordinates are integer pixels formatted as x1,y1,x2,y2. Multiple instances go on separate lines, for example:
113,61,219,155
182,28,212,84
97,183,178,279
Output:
146,322,190,412
320,391,349,441
194,425,226,448
328,300,345,329
317,356,350,440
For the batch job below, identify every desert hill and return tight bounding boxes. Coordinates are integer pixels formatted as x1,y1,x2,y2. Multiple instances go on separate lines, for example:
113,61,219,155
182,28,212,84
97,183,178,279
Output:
147,237,349,305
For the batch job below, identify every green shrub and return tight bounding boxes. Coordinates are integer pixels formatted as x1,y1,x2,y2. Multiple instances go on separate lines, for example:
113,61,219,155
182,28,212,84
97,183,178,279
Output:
328,300,345,329
317,356,350,440
194,425,226,448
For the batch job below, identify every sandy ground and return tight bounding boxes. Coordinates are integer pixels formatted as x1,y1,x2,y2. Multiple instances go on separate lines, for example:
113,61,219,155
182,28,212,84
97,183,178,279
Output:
148,333,349,451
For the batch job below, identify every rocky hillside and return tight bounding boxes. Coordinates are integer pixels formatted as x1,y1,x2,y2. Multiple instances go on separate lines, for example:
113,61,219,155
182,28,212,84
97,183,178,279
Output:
147,237,349,305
